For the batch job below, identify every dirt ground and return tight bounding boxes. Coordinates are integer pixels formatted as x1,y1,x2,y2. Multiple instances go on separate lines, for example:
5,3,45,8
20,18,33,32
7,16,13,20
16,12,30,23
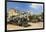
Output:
7,22,43,30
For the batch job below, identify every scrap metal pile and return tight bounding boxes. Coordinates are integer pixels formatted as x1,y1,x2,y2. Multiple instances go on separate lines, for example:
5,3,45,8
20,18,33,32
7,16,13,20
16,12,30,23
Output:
7,10,31,27
7,9,43,27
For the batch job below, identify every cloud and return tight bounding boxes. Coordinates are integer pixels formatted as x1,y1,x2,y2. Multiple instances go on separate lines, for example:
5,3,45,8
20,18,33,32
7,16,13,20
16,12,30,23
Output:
30,3,43,8
29,3,43,14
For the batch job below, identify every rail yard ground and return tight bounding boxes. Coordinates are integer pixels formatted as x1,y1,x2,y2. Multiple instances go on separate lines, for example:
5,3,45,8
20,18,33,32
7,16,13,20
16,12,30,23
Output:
7,22,43,30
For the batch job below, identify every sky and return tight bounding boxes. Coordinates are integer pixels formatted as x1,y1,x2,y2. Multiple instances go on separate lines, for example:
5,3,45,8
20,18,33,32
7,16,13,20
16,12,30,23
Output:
7,2,43,14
